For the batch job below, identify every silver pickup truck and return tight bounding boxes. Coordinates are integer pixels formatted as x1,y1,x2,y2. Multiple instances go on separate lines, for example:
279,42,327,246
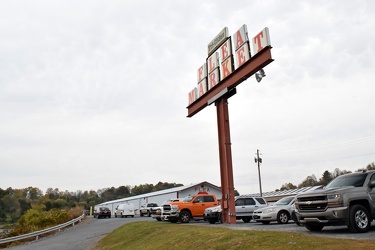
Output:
295,170,375,233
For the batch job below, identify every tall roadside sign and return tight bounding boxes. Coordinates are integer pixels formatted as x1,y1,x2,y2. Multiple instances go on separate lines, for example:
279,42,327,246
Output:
187,25,274,224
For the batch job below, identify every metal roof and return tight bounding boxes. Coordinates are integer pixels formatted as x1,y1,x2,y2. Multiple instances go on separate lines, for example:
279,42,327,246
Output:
99,182,322,206
99,181,220,205
239,186,322,199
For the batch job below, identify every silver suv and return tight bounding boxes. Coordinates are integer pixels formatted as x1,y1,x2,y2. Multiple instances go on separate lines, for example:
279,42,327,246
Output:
204,196,268,223
235,196,268,222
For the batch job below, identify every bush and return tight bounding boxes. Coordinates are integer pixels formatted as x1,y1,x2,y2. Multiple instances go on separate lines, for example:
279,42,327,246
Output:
5,206,84,238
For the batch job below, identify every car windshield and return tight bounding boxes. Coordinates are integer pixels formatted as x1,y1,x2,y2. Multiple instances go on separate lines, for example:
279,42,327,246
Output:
325,173,367,188
274,196,294,206
183,196,194,202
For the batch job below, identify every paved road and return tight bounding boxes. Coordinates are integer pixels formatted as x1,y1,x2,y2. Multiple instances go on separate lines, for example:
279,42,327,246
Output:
8,217,375,249
8,216,153,250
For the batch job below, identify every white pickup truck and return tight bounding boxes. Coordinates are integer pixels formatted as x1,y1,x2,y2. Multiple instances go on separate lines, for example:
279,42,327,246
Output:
139,203,159,217
152,199,183,221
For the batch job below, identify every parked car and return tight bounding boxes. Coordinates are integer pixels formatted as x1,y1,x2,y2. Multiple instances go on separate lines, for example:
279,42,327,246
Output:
93,206,111,219
114,203,135,218
140,203,159,217
234,196,268,222
252,196,296,224
203,205,223,223
203,196,268,224
152,198,183,221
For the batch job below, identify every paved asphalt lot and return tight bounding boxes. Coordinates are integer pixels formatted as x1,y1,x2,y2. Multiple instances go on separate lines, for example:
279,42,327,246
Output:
7,216,375,249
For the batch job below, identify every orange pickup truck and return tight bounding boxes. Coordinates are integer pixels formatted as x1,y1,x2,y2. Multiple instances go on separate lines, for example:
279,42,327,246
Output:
163,192,220,223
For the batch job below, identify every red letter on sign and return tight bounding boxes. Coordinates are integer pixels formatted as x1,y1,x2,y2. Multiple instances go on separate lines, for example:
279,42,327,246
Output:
252,27,270,55
221,42,229,60
188,88,197,105
234,30,244,50
253,31,264,53
209,72,217,89
197,64,207,83
197,65,204,83
198,80,207,97
236,46,246,67
221,57,233,79
208,52,219,73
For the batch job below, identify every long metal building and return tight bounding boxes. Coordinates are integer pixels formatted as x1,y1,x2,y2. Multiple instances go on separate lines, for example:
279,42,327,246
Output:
95,181,222,215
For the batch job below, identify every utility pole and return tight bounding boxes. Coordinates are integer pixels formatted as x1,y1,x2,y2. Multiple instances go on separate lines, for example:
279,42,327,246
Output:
254,149,263,197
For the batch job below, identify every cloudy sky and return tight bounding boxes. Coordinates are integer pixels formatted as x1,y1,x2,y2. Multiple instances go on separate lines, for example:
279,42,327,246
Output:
1,0,374,195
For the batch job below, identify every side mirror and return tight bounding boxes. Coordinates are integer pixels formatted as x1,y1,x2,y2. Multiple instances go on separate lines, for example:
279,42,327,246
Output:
368,180,375,188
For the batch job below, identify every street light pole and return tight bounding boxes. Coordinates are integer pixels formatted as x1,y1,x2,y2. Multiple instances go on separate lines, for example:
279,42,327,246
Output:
254,149,263,197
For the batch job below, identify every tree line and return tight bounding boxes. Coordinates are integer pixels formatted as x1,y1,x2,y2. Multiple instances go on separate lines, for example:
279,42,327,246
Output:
0,182,183,224
1,162,374,225
276,162,375,191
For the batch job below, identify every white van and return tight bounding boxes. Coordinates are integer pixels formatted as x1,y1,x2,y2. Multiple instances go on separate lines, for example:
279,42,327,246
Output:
114,203,135,218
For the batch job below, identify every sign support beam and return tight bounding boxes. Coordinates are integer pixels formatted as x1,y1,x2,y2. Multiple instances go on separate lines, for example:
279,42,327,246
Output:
216,96,236,224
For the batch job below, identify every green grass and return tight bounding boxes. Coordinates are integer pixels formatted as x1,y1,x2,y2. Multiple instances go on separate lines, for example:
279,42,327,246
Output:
96,221,375,250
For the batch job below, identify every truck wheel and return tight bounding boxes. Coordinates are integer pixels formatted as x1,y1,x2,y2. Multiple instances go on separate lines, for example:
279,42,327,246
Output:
140,213,143,217
305,223,324,231
156,218,162,221
147,211,151,217
179,211,191,223
277,211,289,224
348,204,371,233
242,218,251,223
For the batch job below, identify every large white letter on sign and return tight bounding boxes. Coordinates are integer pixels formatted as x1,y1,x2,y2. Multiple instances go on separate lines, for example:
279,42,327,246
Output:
197,63,207,83
233,25,248,50
188,87,197,105
252,27,271,55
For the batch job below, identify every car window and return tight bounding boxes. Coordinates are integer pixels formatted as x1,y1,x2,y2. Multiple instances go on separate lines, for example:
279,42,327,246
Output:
235,199,244,206
274,196,294,205
370,173,375,183
195,196,204,202
325,173,367,188
255,198,266,204
184,196,194,202
204,196,215,202
244,198,255,205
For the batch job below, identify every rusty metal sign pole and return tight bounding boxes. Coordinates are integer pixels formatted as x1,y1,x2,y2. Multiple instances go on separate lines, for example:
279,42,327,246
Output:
216,97,236,224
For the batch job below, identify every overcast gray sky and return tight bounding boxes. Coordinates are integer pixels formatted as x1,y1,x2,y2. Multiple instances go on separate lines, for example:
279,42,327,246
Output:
1,0,375,195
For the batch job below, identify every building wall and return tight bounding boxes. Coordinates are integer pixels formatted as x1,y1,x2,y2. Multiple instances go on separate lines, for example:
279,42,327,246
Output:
97,182,221,215
179,183,222,200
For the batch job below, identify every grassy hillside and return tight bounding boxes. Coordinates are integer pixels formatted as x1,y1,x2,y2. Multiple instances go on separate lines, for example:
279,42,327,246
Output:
97,221,375,250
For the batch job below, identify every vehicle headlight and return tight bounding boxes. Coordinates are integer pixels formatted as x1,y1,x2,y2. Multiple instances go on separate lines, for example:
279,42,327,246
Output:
327,194,341,200
263,208,275,213
327,194,342,206
210,207,220,213
170,205,179,212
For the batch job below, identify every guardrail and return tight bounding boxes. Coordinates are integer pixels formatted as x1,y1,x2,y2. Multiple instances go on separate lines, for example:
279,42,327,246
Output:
0,212,85,245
